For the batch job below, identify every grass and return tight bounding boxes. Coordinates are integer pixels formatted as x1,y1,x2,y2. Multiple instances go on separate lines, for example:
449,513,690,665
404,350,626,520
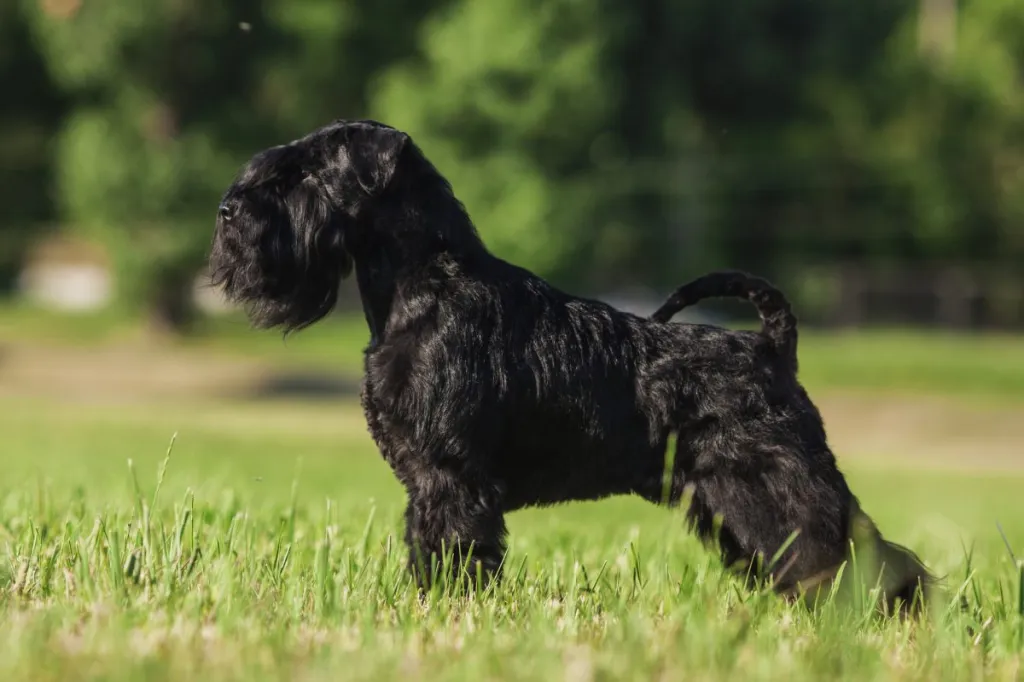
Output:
2,304,1024,679
1,393,1023,681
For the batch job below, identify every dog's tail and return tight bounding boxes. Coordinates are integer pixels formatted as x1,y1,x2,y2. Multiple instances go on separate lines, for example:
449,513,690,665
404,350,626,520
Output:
651,270,797,367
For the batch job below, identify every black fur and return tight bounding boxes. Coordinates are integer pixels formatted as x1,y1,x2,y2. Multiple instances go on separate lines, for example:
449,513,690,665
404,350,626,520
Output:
209,119,933,614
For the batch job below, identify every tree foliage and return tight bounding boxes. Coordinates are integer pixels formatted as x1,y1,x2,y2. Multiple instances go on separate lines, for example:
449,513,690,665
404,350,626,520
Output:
7,0,1024,328
0,0,67,286
371,0,614,280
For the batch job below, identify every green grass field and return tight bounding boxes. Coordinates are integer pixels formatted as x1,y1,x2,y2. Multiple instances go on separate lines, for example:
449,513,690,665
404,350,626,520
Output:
1,306,1023,681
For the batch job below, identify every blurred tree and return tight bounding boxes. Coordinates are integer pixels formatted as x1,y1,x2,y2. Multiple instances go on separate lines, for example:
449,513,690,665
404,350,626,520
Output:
21,0,449,331
367,0,949,293
0,0,67,289
662,0,923,281
781,0,1024,271
21,0,296,330
901,0,1024,264
13,0,1024,328
370,0,616,285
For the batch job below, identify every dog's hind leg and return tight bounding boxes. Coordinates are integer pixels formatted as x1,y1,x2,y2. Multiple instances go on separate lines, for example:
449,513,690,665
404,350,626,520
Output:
402,465,508,592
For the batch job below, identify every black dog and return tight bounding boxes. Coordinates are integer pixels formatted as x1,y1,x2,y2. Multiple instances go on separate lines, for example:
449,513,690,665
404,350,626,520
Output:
209,119,933,613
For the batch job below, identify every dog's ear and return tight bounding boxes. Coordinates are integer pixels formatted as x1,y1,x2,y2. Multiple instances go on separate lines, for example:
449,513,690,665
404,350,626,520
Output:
347,125,409,197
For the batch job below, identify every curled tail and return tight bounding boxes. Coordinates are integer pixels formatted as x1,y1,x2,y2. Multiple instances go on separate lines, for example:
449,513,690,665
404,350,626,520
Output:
651,270,798,367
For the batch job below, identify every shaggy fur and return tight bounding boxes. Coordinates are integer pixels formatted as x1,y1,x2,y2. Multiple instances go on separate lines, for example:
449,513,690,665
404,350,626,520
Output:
209,119,933,614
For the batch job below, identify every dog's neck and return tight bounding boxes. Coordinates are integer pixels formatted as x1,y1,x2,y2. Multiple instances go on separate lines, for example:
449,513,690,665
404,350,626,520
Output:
352,191,490,348
353,255,395,347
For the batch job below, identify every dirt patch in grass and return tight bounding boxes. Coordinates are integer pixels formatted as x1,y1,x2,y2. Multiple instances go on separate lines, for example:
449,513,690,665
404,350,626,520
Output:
0,342,265,402
818,391,1023,473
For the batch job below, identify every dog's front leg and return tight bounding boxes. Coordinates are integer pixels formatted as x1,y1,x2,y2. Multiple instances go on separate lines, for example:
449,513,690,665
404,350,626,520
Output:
402,465,507,592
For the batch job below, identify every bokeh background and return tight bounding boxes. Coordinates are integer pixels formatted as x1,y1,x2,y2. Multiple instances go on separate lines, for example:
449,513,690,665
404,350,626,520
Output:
1,0,1022,572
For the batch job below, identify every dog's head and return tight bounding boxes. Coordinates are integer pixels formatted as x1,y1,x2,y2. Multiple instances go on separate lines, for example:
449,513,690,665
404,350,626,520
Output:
209,119,409,331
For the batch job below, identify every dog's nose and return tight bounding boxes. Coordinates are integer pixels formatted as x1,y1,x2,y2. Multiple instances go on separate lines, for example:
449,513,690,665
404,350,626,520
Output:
218,203,235,222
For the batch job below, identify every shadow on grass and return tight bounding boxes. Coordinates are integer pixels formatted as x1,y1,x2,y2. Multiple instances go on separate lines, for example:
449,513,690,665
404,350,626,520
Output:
240,369,363,401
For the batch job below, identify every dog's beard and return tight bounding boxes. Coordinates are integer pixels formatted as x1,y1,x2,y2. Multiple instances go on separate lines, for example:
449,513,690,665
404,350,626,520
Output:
210,211,353,333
